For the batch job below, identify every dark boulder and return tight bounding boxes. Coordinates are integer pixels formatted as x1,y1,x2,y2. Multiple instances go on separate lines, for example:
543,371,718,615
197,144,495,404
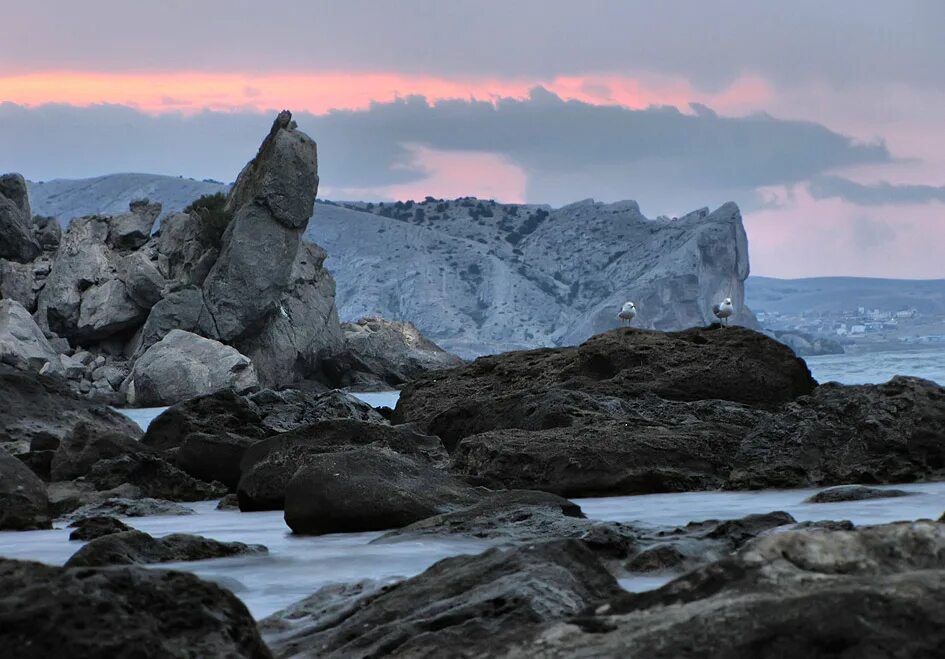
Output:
141,388,267,452
66,497,194,522
283,446,477,534
176,431,258,491
0,558,271,658
805,484,917,503
239,419,447,511
64,529,267,567
0,173,41,262
727,376,945,489
260,539,621,658
68,515,131,541
0,446,50,530
84,453,227,502
49,423,152,482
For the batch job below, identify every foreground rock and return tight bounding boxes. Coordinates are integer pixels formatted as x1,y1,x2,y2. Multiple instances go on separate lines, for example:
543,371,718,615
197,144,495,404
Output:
65,529,267,567
805,484,916,503
68,515,132,541
260,540,621,658
126,329,258,406
727,376,945,488
0,446,50,530
239,420,446,511
0,299,63,374
519,522,945,658
283,446,476,534
0,173,41,262
0,558,271,657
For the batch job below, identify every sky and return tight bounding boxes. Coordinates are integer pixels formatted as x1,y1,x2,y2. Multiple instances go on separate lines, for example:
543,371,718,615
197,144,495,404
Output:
1,1,943,278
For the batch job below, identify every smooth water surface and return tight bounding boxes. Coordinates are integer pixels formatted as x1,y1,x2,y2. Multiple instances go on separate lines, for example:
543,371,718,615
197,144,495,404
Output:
807,347,945,385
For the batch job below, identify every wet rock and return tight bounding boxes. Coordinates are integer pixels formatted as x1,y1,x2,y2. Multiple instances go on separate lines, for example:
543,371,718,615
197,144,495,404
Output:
66,496,194,522
126,329,258,406
84,453,227,502
216,493,240,510
0,557,271,657
805,484,917,503
525,522,945,658
283,446,477,534
64,529,267,567
176,432,259,491
46,482,142,518
141,388,267,452
247,387,386,433
0,446,50,530
49,423,148,482
260,539,620,658
727,376,945,489
239,420,447,511
0,299,62,374
0,173,41,262
106,199,160,250
68,515,131,541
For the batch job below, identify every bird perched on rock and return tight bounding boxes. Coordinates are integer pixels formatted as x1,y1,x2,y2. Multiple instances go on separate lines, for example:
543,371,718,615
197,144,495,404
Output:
713,297,734,326
617,301,637,325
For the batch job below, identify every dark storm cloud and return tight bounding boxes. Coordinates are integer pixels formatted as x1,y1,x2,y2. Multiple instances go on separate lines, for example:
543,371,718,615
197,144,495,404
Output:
3,1,944,90
0,91,890,211
809,175,945,206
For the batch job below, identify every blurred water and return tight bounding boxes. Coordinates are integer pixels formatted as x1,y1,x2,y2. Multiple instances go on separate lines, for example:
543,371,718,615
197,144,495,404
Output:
807,347,945,385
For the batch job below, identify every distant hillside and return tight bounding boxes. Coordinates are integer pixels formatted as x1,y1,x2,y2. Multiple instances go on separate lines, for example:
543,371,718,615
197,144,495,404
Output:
27,174,227,222
27,173,753,357
746,276,945,316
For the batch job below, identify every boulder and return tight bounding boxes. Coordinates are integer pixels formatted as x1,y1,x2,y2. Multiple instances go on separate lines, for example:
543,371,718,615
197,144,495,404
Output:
66,496,194,522
0,558,271,658
283,447,477,534
68,515,131,541
84,453,227,502
106,199,160,250
395,326,816,431
31,215,61,250
176,432,259,491
119,251,164,309
524,522,945,658
0,259,38,310
131,286,205,355
0,446,50,530
76,278,147,341
64,529,266,567
49,423,148,482
260,539,621,658
0,173,41,262
156,210,217,284
126,329,258,406
141,388,267,452
247,387,386,433
727,376,945,489
805,484,917,503
239,420,447,511
0,299,62,374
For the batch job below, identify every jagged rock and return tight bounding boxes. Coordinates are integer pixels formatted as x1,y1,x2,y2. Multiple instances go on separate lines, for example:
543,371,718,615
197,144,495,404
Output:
31,215,61,249
805,484,917,503
0,364,141,456
0,446,50,530
119,251,164,309
68,515,131,541
202,111,318,342
0,299,63,374
106,199,160,250
46,482,142,517
522,522,945,658
0,259,38,310
49,423,149,482
75,278,147,341
239,420,447,511
84,453,227,502
126,329,258,406
0,557,271,658
260,539,621,658
395,326,816,433
727,376,945,489
283,446,476,534
141,389,267,451
58,354,85,380
131,286,204,356
0,174,41,262
247,387,385,433
322,315,463,389
64,529,266,567
156,210,213,282
65,496,194,522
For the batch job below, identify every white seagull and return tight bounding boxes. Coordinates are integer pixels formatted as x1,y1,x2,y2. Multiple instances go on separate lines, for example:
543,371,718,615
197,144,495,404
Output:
617,301,637,325
712,297,734,326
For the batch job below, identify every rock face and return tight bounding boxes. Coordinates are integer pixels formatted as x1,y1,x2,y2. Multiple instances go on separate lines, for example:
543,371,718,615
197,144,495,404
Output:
0,173,41,262
260,539,621,658
283,446,475,534
0,558,272,658
64,529,267,567
520,522,945,658
0,446,50,530
727,376,945,489
126,329,258,406
0,299,63,374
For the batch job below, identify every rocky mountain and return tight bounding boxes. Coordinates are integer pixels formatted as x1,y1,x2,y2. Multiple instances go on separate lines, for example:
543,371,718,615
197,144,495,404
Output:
27,176,755,358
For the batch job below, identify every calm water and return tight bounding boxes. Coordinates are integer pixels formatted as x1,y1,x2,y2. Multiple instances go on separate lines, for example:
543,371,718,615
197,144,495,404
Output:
3,349,942,620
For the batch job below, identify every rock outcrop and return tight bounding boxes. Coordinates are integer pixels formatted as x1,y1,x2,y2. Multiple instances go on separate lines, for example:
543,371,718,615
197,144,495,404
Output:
0,174,41,262
0,558,271,658
0,299,63,374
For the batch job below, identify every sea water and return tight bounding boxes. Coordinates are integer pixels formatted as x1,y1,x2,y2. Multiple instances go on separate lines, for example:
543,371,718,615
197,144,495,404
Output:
2,347,943,619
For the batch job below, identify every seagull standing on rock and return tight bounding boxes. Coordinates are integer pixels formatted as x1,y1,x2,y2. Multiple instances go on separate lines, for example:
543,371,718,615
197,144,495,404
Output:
713,297,735,326
617,301,637,325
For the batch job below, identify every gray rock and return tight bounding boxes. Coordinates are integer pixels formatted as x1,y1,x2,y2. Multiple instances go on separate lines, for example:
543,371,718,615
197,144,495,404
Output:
83,453,228,502
216,493,240,510
68,515,131,541
75,278,147,341
0,557,272,658
141,389,268,452
66,496,194,522
131,286,204,356
0,446,51,530
0,300,62,374
119,251,164,309
0,173,41,262
156,210,216,284
805,484,917,503
64,529,266,567
127,329,258,406
31,215,61,249
283,446,477,534
260,539,620,658
72,350,94,366
49,423,148,482
0,259,38,310
248,387,386,433
106,199,161,250
176,432,259,491
58,354,85,380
